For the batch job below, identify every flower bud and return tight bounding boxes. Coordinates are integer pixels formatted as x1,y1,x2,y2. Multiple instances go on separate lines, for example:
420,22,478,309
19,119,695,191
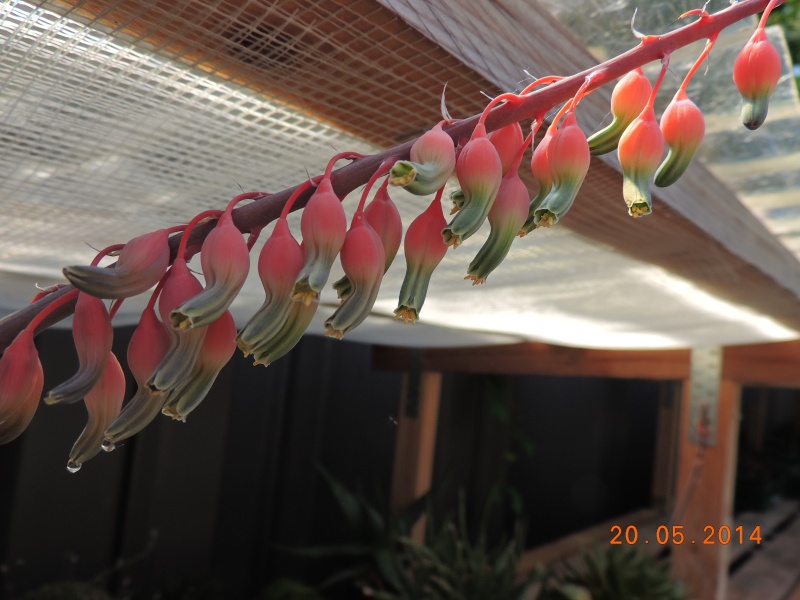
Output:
466,156,530,284
655,89,705,187
325,214,385,338
442,124,503,247
238,218,305,355
171,212,250,330
588,68,652,155
63,229,170,299
519,128,553,236
163,310,236,421
333,180,402,301
395,193,448,324
147,259,207,393
45,292,112,405
534,113,590,227
488,122,524,175
0,329,44,444
292,178,347,305
102,306,171,450
67,352,124,472
733,27,782,130
618,105,664,218
389,122,456,195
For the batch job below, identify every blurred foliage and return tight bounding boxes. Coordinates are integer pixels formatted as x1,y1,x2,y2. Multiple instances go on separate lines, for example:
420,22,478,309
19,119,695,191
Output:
19,582,111,600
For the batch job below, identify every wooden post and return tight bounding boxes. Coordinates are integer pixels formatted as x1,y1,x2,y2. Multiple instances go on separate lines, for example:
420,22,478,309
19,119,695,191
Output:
390,370,442,542
651,382,682,513
671,375,742,600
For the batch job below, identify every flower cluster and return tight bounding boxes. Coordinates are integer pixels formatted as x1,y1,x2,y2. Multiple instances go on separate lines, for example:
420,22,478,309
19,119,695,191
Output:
0,1,785,469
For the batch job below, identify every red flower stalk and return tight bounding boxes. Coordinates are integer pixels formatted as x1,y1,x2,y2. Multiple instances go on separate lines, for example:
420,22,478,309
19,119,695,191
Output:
67,351,125,472
395,188,449,324
389,121,456,195
442,123,503,247
162,310,236,421
0,329,44,444
171,211,250,330
733,27,783,130
237,217,305,357
63,229,171,299
466,135,531,284
587,68,652,155
44,292,112,405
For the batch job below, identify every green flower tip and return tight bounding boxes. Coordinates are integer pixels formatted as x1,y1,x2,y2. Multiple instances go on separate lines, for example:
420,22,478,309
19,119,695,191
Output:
389,161,416,187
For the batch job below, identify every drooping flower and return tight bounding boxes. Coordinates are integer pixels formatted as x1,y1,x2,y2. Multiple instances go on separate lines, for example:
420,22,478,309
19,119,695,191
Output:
389,121,456,195
44,292,112,405
617,105,664,217
292,177,347,305
63,229,170,299
171,211,250,330
587,68,652,155
250,300,318,367
655,89,705,187
162,310,236,421
488,122,524,175
67,352,124,472
0,329,44,444
325,213,385,338
147,258,207,393
519,125,553,236
733,27,783,130
333,178,402,301
533,113,591,227
395,190,448,324
442,123,503,247
466,137,530,284
102,304,171,450
237,218,305,356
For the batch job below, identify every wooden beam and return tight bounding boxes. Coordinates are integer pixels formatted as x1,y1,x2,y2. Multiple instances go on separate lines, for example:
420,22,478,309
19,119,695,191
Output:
671,378,742,600
390,371,442,542
724,340,800,388
374,344,691,380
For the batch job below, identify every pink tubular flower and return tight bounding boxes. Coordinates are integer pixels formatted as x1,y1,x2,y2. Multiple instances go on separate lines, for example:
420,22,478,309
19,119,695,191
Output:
533,113,591,227
67,352,125,472
162,310,236,421
466,138,530,284
325,214,385,338
519,126,553,236
147,259,207,393
0,329,44,444
171,212,250,330
442,123,503,247
333,179,402,301
655,89,705,187
292,177,347,305
45,292,112,405
617,105,664,217
102,304,171,450
488,122,524,175
588,68,652,155
733,27,783,130
395,190,449,324
389,121,456,195
63,229,170,299
237,218,304,356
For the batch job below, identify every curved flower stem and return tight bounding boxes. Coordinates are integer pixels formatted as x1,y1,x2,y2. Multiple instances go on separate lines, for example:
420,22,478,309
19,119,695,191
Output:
758,0,782,29
648,54,671,107
355,160,393,216
225,191,269,215
679,34,718,95
520,75,563,95
177,209,224,261
0,0,783,352
478,92,524,127
91,244,125,267
109,298,125,319
25,288,80,334
280,177,322,220
324,152,365,179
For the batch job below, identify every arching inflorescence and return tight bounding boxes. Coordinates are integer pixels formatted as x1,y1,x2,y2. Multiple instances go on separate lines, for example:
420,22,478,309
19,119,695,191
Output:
0,0,788,470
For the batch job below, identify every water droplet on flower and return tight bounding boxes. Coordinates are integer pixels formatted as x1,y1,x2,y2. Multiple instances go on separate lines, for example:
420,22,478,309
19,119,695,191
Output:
66,460,82,473
101,438,115,452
